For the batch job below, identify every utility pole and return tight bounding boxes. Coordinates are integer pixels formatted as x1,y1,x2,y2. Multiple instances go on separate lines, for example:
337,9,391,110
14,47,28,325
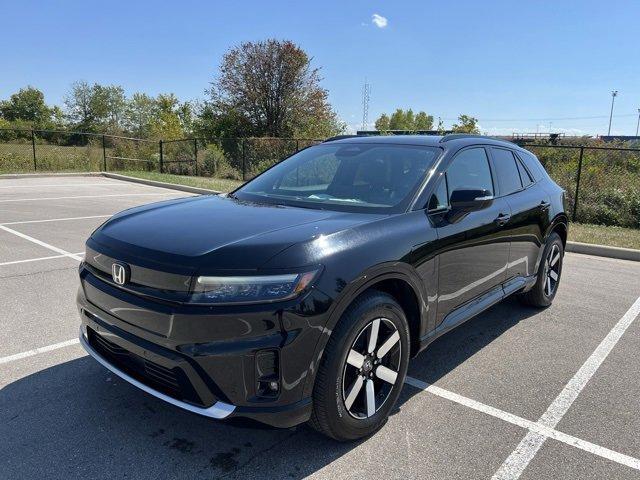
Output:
361,80,371,131
636,108,640,137
607,90,618,136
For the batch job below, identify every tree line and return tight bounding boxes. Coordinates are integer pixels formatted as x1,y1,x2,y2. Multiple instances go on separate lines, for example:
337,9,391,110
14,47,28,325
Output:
374,109,479,134
0,39,344,142
1,38,480,142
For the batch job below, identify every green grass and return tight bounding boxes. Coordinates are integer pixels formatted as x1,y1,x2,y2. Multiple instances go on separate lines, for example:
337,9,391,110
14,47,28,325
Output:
569,223,640,250
117,170,243,193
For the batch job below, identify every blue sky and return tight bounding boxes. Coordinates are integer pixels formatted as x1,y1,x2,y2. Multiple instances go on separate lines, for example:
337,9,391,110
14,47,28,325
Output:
2,0,639,135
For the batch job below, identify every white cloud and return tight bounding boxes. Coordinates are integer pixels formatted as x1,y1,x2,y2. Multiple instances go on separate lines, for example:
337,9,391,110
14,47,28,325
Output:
372,13,388,28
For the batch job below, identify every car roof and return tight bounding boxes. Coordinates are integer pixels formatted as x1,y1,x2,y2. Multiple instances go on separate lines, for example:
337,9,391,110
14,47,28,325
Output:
323,134,525,151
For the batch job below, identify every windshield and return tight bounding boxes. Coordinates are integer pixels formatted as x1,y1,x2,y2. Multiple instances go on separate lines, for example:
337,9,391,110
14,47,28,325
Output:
234,143,441,213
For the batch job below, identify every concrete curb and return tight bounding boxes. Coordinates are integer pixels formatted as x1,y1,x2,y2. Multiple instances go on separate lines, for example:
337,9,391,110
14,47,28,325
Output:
566,241,640,262
101,173,220,195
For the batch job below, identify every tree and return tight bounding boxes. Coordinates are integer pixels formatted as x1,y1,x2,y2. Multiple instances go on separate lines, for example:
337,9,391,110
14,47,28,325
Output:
452,114,480,134
414,111,434,130
64,81,126,133
0,86,54,128
123,93,157,138
148,94,190,140
205,39,342,138
375,108,433,131
374,113,390,131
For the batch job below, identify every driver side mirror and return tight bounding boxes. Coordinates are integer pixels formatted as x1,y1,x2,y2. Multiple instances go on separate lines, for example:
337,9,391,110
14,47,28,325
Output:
449,188,493,212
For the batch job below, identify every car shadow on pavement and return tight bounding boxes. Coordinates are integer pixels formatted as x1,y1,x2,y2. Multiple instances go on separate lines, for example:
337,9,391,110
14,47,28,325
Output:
0,297,539,479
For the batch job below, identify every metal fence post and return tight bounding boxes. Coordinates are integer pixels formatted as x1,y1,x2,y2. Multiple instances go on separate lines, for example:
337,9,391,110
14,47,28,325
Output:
295,139,299,152
102,135,107,171
194,138,198,176
31,130,37,171
159,140,164,173
573,147,584,222
241,139,246,180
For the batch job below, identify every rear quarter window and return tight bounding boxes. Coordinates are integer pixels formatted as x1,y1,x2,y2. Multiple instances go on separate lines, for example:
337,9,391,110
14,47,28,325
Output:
516,150,546,181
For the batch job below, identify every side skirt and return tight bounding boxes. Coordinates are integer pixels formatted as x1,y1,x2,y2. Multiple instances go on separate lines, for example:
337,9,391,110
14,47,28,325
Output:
417,274,537,353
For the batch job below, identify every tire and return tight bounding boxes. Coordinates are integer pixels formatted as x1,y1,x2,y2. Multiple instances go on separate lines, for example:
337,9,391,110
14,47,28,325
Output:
518,232,564,307
308,290,410,441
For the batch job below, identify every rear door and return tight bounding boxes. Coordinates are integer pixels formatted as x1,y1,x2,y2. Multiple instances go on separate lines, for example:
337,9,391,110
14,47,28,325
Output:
429,146,512,327
488,147,550,282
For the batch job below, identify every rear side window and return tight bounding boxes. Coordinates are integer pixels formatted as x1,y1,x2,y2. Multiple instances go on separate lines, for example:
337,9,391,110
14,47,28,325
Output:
446,147,494,200
517,150,545,181
516,158,534,187
491,148,522,196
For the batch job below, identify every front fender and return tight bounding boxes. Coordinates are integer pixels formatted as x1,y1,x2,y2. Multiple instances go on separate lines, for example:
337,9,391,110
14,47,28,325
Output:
300,261,429,399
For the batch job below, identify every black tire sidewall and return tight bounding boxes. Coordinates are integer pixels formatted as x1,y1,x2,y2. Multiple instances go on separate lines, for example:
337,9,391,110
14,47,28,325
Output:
320,293,410,440
537,233,564,304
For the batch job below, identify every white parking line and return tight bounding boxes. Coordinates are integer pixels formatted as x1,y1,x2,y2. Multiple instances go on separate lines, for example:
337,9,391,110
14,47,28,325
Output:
1,333,638,473
0,215,112,226
0,192,183,203
0,225,83,262
0,183,127,189
0,252,84,266
0,339,80,365
491,295,640,479
405,376,640,472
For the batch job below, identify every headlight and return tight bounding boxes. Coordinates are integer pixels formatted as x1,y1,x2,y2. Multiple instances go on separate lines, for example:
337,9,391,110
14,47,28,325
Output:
190,269,320,304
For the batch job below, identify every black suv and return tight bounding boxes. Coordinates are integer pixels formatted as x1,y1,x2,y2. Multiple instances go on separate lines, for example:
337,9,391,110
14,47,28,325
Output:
78,134,567,441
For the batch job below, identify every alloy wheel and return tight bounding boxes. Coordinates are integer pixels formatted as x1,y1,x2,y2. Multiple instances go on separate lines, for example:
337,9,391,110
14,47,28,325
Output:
544,244,561,297
341,318,401,419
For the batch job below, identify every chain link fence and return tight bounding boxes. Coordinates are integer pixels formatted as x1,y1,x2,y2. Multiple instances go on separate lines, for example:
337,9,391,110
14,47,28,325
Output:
1,127,638,228
524,144,640,228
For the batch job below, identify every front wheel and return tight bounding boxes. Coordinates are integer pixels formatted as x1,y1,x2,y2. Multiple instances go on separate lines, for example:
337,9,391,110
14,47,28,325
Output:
308,290,410,441
519,232,564,307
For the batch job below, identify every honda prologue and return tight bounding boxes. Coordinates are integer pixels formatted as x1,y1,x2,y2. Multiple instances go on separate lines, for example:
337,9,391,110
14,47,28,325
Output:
78,134,567,440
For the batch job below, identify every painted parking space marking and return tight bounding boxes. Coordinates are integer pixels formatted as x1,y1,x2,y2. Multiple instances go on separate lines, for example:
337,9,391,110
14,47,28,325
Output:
0,214,112,226
0,252,84,266
0,183,128,189
0,225,83,262
491,295,640,479
406,376,640,473
1,333,638,474
0,192,183,203
0,338,80,365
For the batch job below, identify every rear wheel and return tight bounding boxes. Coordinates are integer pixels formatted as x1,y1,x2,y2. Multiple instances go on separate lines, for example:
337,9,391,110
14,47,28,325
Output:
519,232,564,307
309,290,410,441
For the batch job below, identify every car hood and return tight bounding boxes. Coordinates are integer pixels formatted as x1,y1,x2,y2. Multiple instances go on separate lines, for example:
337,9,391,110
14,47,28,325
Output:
88,194,383,274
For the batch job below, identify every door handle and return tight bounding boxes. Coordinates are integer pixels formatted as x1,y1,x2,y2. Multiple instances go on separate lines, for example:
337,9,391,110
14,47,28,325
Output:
539,201,551,211
494,213,511,226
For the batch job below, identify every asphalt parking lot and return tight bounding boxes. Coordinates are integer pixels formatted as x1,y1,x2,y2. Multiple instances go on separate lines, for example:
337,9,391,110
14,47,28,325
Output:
1,175,639,480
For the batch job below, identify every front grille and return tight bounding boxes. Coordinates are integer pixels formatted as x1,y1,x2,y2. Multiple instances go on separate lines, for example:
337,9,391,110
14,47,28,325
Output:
88,328,200,405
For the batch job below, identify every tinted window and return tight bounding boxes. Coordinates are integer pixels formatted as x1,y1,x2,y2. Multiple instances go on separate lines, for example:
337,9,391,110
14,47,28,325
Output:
491,148,522,195
237,143,440,212
516,158,533,187
428,174,448,211
446,148,494,200
517,150,545,181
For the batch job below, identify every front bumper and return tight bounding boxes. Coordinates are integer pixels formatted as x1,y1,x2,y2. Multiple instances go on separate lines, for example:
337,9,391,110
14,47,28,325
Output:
79,328,236,419
77,264,331,428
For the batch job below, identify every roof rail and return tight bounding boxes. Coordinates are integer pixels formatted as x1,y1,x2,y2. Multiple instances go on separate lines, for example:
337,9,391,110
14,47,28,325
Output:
439,134,488,143
439,133,518,146
323,135,360,142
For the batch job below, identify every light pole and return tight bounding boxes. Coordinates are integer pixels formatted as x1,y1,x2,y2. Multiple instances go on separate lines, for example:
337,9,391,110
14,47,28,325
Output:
607,90,618,136
636,108,640,137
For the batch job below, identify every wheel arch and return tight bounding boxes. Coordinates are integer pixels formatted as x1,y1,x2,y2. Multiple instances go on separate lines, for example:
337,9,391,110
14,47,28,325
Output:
302,263,428,398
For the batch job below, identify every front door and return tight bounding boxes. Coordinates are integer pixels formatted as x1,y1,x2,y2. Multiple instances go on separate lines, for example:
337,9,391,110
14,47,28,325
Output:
428,146,512,327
